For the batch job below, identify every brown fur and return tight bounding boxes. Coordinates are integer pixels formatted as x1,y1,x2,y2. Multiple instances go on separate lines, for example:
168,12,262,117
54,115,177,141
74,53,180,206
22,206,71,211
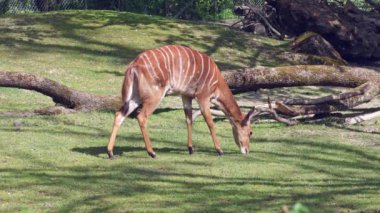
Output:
107,45,254,158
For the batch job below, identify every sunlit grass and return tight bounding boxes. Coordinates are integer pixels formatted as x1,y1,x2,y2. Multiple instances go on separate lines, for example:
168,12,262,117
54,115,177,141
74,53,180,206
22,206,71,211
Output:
0,111,379,212
0,10,379,212
0,10,288,94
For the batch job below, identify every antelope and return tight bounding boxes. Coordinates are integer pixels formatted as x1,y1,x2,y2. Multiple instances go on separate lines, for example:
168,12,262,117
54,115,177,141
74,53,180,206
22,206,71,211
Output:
107,45,256,158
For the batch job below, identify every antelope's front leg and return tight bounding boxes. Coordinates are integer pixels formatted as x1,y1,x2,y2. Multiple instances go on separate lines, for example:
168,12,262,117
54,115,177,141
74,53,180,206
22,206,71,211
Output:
198,98,224,156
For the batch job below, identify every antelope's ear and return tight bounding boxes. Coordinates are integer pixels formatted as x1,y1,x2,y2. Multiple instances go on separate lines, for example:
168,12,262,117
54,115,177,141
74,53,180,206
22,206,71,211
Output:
242,107,258,126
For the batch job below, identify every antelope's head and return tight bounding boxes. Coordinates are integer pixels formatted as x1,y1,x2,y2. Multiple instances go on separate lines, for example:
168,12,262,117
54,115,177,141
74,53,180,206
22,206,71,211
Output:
232,108,257,155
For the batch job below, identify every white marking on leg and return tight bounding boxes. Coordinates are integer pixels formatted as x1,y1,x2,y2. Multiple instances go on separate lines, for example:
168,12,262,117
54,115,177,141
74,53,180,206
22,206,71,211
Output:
117,115,125,126
241,147,248,155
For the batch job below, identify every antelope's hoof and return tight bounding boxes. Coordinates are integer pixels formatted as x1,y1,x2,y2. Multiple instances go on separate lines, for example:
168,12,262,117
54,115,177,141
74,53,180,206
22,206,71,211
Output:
188,147,194,155
217,149,224,156
148,152,157,158
109,155,119,160
107,151,114,159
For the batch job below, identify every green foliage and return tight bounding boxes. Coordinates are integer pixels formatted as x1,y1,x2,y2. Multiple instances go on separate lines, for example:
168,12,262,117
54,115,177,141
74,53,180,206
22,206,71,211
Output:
290,202,310,213
193,0,235,20
2,0,380,18
0,0,9,14
108,0,238,20
329,0,380,10
1,0,242,20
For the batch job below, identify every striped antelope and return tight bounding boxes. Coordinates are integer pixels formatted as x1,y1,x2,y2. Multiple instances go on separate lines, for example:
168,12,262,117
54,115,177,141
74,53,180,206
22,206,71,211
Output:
107,45,255,158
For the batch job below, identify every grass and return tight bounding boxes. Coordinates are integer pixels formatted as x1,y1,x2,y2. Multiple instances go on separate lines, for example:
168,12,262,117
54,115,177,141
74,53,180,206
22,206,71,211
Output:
0,10,380,212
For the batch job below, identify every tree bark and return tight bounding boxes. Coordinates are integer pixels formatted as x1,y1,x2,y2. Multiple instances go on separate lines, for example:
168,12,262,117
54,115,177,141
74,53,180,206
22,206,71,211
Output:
223,65,380,118
223,65,378,92
0,71,121,115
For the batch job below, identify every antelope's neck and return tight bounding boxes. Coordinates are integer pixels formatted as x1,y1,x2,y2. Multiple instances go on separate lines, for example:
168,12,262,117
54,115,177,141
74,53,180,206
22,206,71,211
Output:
216,83,244,125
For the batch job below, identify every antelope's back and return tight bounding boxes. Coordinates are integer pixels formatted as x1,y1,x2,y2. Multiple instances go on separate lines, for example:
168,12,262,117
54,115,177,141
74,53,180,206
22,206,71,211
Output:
131,45,221,96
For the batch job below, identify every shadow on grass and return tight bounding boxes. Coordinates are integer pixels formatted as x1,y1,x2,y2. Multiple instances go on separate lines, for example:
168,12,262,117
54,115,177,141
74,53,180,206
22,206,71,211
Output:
1,149,379,212
1,12,380,210
327,123,380,135
1,117,380,211
255,137,380,163
0,10,292,72
0,11,243,69
96,69,124,76
70,144,232,158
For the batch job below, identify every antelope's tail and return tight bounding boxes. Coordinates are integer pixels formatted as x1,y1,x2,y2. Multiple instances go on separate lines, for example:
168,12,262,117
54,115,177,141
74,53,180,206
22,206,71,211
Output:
118,65,137,116
121,64,136,105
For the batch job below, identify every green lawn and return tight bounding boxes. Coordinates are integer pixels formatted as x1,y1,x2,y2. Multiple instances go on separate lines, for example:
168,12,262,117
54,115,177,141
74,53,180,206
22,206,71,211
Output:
0,10,379,212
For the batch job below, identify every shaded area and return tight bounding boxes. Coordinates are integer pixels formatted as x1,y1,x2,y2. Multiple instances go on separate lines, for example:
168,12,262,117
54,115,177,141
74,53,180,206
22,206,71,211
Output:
0,10,290,72
0,110,379,211
1,136,379,212
0,11,379,212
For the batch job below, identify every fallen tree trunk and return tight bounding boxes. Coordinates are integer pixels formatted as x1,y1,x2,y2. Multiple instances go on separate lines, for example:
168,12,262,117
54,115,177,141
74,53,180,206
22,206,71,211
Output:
1,65,379,123
224,65,380,120
223,65,378,92
0,71,121,115
345,110,380,124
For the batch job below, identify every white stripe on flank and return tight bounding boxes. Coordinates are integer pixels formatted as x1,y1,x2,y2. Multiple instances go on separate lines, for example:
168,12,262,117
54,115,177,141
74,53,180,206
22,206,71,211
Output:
194,51,204,86
158,47,172,81
163,46,175,84
180,46,191,90
173,46,183,88
199,56,211,91
141,53,159,81
150,49,165,80
207,62,216,90
187,49,197,88
156,47,168,70
210,66,219,88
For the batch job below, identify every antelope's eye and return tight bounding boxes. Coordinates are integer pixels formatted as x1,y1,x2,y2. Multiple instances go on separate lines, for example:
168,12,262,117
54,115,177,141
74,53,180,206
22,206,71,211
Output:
249,131,253,136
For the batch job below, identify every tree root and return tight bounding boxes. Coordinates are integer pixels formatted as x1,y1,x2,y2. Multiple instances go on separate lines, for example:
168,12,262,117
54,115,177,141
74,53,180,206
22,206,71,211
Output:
274,81,379,117
345,110,380,124
192,98,297,126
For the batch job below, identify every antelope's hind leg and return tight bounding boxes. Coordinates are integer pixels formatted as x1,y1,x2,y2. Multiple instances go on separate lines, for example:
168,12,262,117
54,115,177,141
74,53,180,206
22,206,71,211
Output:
107,101,139,159
136,89,166,158
182,96,194,155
